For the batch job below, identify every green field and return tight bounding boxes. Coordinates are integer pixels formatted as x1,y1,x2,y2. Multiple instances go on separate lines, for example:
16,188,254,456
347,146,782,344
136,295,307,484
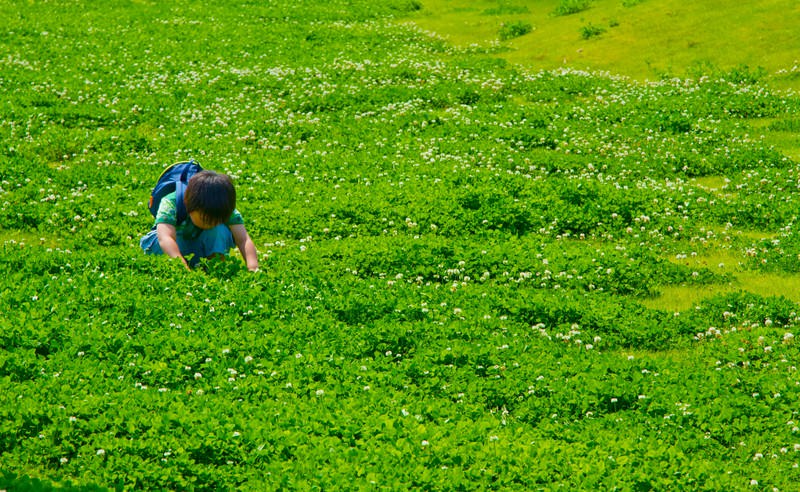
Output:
411,0,800,85
3,0,800,490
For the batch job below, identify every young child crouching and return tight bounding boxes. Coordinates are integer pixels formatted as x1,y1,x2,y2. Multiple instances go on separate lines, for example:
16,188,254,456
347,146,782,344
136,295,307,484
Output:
140,170,259,271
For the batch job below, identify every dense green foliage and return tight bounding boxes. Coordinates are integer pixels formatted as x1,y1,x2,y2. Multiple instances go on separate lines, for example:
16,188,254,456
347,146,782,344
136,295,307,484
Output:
2,0,800,490
553,0,593,17
498,21,533,41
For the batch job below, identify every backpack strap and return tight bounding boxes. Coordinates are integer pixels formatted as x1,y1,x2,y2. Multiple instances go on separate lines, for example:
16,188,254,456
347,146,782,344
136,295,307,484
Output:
174,160,195,226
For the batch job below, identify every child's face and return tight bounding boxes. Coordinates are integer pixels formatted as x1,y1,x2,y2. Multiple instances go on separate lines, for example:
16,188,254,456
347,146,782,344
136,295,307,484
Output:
189,211,222,230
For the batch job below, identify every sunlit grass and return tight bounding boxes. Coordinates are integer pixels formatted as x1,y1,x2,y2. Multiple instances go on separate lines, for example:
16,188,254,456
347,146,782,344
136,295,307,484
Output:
0,230,64,248
644,270,800,311
690,175,729,191
747,117,800,162
3,1,800,489
409,0,800,313
763,130,800,163
646,240,800,311
411,0,800,86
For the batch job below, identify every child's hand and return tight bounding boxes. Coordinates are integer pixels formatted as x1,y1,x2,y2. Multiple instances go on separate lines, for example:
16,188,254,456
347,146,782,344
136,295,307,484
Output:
174,255,191,271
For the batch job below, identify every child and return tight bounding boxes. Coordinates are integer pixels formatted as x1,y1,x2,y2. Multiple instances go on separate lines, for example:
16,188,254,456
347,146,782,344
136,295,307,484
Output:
140,170,259,271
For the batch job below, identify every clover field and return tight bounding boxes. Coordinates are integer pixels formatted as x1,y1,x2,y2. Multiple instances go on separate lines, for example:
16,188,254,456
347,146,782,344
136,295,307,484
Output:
3,0,800,490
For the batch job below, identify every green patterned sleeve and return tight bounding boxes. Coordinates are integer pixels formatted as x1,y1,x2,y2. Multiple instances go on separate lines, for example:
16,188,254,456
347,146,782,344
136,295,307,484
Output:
154,192,178,225
226,209,244,226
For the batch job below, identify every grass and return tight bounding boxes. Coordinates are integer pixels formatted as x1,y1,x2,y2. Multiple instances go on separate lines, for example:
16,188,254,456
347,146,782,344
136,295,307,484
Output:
645,255,800,311
4,1,800,489
411,0,800,310
755,118,800,162
410,0,800,85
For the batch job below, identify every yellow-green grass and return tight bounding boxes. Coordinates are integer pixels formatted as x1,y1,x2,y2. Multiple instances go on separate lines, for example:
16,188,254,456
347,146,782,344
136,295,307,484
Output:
641,233,799,311
411,0,800,85
751,117,800,162
0,230,64,249
410,0,799,158
411,0,800,310
643,270,800,311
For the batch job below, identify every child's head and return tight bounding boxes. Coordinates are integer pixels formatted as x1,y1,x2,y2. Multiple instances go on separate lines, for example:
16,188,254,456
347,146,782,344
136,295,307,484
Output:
184,170,236,228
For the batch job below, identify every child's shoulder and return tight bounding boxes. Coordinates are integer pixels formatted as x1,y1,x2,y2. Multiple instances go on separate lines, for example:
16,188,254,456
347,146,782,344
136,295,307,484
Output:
227,209,244,225
155,192,178,224
160,190,177,202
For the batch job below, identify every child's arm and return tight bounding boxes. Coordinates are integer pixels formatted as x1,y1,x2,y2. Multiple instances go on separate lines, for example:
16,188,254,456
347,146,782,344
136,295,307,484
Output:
229,224,259,271
156,223,191,270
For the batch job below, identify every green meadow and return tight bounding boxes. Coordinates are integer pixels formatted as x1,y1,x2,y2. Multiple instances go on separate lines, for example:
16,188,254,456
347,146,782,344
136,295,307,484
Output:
3,0,800,490
412,0,800,85
411,0,800,310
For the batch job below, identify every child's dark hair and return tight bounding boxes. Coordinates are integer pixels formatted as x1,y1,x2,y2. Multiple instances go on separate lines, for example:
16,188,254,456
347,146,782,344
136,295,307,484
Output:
184,170,236,225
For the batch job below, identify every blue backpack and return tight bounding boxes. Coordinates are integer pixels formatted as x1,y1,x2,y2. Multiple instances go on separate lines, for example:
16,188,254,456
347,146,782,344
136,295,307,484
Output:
148,159,202,226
